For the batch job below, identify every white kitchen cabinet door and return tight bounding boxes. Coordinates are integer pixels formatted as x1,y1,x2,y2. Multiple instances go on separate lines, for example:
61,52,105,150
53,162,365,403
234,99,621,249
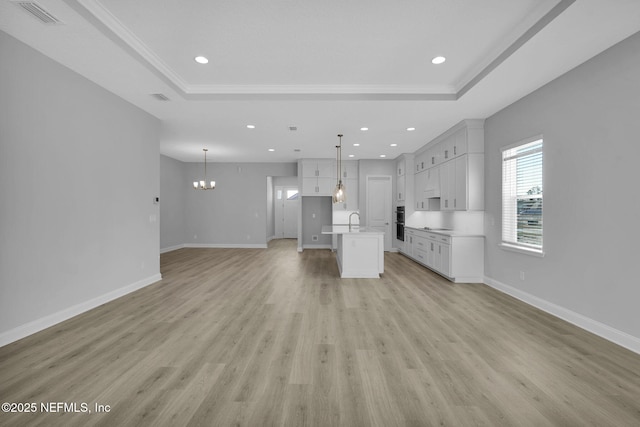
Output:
439,160,455,211
437,242,451,277
424,165,440,198
333,178,359,211
453,128,467,157
316,160,335,179
405,233,414,257
396,158,405,176
340,160,358,179
454,155,468,211
415,152,428,172
397,174,405,202
414,170,427,210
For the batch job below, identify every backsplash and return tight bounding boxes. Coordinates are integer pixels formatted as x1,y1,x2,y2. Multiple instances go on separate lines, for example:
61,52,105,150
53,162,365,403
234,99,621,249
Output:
407,210,484,234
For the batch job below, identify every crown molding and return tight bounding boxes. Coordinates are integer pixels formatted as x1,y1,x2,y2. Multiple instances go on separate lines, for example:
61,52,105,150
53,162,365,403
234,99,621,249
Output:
65,0,575,101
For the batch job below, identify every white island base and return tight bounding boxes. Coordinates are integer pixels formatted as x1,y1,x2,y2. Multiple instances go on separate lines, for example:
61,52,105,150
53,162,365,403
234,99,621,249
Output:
321,226,384,278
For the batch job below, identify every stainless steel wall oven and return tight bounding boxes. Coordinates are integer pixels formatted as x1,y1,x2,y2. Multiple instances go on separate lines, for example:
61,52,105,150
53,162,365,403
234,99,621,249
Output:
395,206,405,241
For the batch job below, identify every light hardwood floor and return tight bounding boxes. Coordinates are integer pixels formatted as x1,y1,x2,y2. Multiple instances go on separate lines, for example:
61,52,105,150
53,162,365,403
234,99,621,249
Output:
1,239,639,426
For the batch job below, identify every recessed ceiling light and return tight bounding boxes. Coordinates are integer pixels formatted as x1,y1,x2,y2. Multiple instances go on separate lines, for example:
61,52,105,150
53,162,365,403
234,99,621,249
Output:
390,143,398,147
246,125,255,129
353,143,360,147
268,148,275,152
360,127,369,131
379,154,386,158
407,127,416,131
432,56,446,65
194,56,209,64
348,154,355,158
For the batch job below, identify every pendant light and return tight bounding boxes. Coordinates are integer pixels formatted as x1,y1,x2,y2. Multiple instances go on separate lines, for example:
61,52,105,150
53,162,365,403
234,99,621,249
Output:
193,148,216,190
333,134,346,204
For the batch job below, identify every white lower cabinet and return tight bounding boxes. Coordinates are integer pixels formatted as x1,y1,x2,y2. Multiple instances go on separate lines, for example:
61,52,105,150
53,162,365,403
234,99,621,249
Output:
400,228,483,283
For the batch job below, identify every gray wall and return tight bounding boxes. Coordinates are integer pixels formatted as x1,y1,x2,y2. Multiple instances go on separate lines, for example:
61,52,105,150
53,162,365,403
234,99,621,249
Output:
484,31,640,346
266,176,274,240
160,155,186,251
0,31,161,343
301,197,333,247
162,162,297,248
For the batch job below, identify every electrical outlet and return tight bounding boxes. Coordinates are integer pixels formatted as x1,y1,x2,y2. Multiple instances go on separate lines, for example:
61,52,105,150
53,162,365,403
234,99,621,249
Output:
312,235,319,241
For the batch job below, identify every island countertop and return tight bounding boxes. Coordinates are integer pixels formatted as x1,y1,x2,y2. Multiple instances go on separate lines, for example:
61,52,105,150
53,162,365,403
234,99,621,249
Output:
321,225,384,235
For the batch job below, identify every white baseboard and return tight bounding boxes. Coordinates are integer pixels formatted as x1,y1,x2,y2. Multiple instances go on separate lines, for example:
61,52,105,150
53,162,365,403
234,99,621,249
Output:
0,273,162,348
484,276,640,355
160,244,185,254
186,243,268,249
302,244,332,250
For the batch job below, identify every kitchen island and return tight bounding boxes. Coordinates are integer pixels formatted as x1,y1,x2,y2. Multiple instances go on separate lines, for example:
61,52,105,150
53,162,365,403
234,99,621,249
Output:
321,225,384,278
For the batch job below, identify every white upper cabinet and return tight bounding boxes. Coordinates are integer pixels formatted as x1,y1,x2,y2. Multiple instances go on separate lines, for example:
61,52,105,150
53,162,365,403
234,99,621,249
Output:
439,153,484,211
396,158,405,176
424,165,440,199
340,160,358,180
410,120,484,212
333,160,359,211
415,151,428,173
301,159,335,196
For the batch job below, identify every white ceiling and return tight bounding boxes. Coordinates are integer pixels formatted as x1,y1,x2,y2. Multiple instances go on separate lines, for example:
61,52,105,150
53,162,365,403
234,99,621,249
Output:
2,0,640,162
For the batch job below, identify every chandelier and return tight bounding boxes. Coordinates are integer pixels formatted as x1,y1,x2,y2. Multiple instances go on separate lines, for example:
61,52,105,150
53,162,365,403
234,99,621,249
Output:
332,134,346,204
193,148,216,190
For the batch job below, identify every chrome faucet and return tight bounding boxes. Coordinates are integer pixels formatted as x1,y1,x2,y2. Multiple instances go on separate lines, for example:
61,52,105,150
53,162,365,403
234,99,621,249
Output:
348,211,360,231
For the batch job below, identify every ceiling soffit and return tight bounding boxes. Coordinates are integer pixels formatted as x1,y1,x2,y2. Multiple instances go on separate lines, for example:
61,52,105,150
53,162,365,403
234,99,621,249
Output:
63,0,575,101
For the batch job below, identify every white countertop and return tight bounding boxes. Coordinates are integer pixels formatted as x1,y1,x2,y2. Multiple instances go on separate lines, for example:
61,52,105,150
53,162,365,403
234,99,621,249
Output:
404,226,484,238
321,225,384,235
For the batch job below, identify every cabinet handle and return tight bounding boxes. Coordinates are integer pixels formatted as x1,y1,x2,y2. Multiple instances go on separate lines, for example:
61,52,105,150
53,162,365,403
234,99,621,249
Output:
421,162,424,169
445,150,449,159
315,186,319,193
439,246,441,254
430,243,434,251
315,170,319,177
454,146,457,156
432,156,435,164
445,200,448,208
454,198,456,208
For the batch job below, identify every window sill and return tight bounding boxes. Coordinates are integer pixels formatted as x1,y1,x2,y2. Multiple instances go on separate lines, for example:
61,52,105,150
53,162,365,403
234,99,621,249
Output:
499,243,545,258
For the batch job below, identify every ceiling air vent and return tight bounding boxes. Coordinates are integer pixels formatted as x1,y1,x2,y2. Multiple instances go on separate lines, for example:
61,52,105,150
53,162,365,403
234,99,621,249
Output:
288,126,297,131
151,93,170,101
12,1,62,25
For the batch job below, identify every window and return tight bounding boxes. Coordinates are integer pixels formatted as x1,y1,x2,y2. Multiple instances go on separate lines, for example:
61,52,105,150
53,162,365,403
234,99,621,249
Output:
501,137,543,255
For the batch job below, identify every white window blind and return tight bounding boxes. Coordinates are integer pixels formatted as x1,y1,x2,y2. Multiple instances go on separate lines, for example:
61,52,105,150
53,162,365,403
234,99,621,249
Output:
502,137,543,253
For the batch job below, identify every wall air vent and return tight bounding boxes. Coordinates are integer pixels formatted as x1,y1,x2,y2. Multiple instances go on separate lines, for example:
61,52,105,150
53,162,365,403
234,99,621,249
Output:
12,1,62,25
151,93,170,101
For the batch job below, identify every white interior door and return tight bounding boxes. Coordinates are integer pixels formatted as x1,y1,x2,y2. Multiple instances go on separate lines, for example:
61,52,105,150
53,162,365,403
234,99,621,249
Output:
275,186,299,238
366,176,392,251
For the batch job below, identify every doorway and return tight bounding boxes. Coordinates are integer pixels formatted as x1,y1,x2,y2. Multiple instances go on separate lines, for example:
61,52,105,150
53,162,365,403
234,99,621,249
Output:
275,186,299,239
366,175,392,251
